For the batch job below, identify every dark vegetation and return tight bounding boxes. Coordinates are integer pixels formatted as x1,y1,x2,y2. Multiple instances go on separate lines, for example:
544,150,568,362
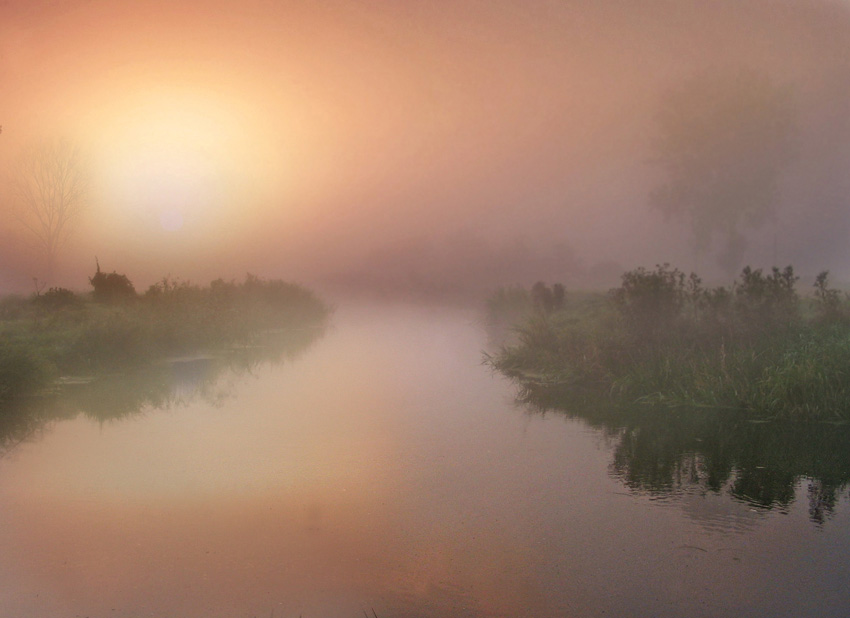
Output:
0,334,324,459
488,267,850,521
518,390,850,524
486,265,850,420
0,265,332,409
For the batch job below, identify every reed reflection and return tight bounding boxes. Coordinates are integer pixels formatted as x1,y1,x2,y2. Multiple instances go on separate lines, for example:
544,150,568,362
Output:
518,384,850,525
0,324,327,458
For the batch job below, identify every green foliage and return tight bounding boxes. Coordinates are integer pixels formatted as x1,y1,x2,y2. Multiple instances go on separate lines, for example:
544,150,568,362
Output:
0,272,331,408
32,287,82,310
813,270,846,323
140,273,330,351
610,264,689,344
488,264,850,420
484,282,567,348
733,265,799,335
70,313,154,368
749,329,850,420
0,295,30,320
0,344,55,402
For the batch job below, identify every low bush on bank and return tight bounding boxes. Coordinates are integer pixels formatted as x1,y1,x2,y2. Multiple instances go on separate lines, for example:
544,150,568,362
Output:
487,265,850,420
0,271,331,405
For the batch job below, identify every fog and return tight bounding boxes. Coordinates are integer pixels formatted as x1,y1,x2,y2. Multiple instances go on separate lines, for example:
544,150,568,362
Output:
2,0,850,295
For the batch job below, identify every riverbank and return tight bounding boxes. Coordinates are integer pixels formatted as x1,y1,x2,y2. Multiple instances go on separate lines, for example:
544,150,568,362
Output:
0,274,332,405
485,266,850,420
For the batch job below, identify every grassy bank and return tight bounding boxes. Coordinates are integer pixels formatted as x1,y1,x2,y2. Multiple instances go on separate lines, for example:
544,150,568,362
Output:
0,274,332,405
486,265,850,420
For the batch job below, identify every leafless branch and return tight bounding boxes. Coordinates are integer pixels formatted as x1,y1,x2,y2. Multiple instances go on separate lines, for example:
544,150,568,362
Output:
7,138,88,281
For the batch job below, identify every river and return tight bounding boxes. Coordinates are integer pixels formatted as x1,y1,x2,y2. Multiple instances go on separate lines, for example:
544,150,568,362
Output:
1,301,849,617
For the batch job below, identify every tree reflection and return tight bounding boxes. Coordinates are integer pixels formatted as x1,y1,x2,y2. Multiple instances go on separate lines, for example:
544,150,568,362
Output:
0,324,327,457
517,383,850,524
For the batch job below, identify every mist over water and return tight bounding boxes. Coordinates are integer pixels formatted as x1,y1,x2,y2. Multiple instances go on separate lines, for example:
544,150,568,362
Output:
2,302,850,617
3,3,850,616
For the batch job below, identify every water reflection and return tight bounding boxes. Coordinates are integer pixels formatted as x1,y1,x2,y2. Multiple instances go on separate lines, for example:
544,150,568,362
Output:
0,304,563,618
0,324,327,458
517,384,850,524
5,304,850,617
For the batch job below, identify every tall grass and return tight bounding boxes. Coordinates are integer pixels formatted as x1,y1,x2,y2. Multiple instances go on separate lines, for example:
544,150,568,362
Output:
487,265,850,420
0,274,332,407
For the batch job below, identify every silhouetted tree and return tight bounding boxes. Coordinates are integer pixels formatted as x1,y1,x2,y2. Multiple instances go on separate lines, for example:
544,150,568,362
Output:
650,69,796,274
8,139,87,281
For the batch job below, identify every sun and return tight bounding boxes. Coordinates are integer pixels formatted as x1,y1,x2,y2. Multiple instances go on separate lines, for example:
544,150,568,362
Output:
93,88,257,235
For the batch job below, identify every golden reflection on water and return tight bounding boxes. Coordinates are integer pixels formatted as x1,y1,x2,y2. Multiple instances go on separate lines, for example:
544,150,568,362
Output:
0,304,557,617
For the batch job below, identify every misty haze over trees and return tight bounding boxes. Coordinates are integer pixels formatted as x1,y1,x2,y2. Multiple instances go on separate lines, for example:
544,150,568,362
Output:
650,69,797,275
1,1,850,295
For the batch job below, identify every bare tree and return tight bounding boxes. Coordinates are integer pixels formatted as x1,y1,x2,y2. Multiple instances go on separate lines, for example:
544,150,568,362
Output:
9,139,87,282
650,69,797,274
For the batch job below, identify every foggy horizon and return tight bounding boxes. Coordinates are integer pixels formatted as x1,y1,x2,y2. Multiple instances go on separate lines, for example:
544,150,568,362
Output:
2,0,850,295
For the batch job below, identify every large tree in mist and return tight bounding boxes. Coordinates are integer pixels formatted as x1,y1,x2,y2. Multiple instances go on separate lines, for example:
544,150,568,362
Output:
650,69,796,274
8,139,87,282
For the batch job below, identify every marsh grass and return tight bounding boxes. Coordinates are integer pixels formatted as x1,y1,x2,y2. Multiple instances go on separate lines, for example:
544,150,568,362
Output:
0,274,331,407
488,266,850,420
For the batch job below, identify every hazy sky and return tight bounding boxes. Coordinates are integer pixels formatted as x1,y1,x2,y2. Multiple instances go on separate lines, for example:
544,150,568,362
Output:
2,0,850,292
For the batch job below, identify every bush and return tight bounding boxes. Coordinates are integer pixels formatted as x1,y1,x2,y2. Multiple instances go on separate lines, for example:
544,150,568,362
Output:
530,281,566,314
813,270,847,324
734,265,799,336
71,314,153,368
90,262,136,303
610,264,689,344
0,345,54,403
33,287,81,310
488,263,850,419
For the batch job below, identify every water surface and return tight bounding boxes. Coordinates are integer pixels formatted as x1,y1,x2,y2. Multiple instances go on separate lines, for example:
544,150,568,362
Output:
1,302,849,617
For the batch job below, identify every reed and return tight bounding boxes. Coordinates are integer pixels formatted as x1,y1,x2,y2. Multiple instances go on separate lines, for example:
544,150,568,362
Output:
0,274,331,407
487,266,850,420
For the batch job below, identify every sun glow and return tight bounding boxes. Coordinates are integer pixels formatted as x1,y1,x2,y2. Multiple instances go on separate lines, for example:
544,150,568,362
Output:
92,87,269,235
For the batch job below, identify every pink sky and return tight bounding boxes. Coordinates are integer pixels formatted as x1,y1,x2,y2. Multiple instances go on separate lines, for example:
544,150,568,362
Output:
2,0,849,292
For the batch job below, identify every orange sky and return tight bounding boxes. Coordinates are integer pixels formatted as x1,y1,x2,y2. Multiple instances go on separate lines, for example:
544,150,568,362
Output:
2,0,850,292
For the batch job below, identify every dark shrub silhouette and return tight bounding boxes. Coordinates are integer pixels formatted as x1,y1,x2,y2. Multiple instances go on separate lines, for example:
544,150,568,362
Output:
611,264,687,344
33,287,81,309
531,281,566,314
89,260,136,303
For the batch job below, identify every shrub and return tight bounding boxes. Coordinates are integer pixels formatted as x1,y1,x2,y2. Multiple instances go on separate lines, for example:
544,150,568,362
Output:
734,265,799,336
813,270,846,324
71,314,153,368
144,276,201,303
488,263,850,420
610,264,687,344
33,287,81,310
0,345,54,403
90,261,136,303
531,282,566,314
